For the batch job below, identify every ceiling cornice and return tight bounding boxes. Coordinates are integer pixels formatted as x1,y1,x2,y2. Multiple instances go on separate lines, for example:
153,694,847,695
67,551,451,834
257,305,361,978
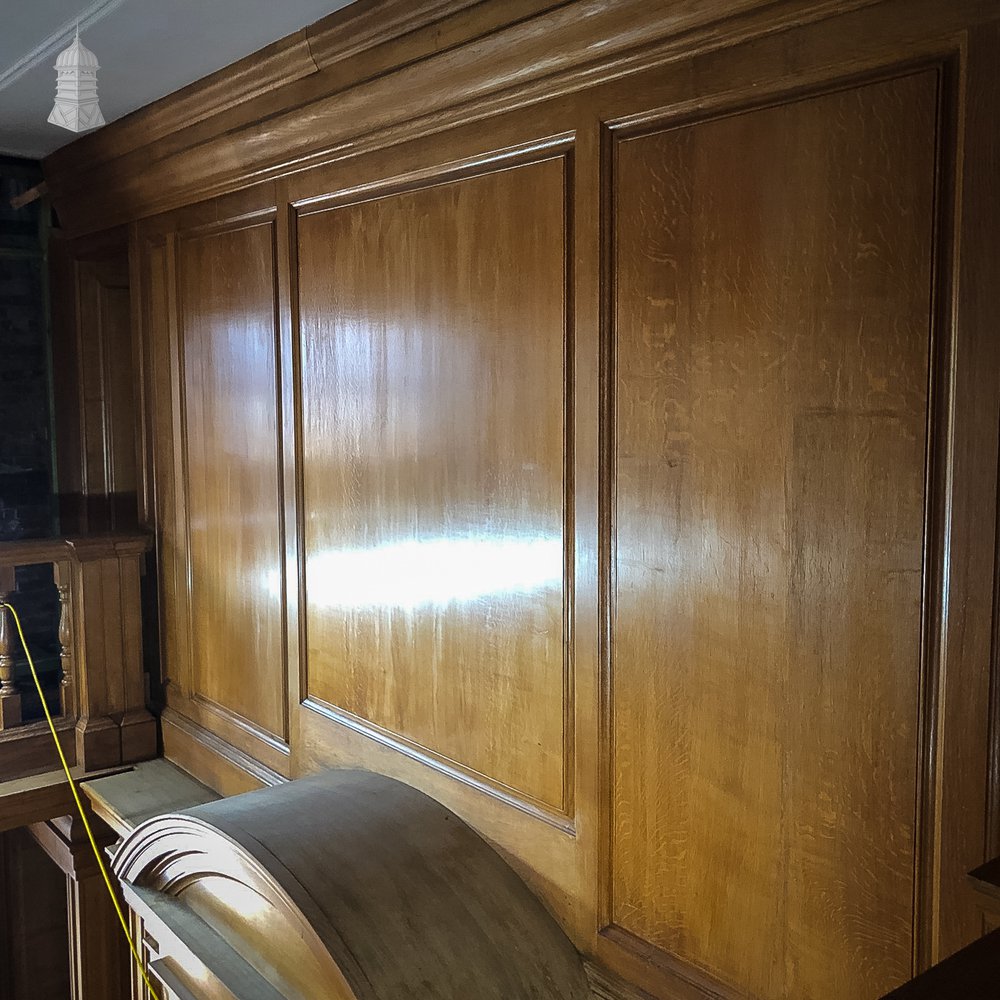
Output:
0,0,132,96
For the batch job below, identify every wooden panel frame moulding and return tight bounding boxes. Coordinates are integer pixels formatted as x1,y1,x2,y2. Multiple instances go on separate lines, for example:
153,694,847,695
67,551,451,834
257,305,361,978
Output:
133,190,294,775
930,18,1000,966
129,223,155,531
139,234,185,700
290,134,578,832
169,204,293,775
48,0,987,237
585,959,665,1000
594,47,993,996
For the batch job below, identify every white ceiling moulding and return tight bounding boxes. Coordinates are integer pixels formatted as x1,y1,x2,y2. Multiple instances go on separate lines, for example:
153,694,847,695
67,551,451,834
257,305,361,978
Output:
0,0,131,97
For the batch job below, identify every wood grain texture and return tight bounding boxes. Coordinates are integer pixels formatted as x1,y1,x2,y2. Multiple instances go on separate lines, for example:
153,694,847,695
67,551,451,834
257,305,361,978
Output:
296,154,571,815
931,20,1000,964
49,230,140,533
41,0,491,183
608,71,939,998
106,3,1000,998
77,257,136,500
176,220,288,747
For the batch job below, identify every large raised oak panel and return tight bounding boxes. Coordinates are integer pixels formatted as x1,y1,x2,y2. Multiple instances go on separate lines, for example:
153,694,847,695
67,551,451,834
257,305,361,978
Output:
296,153,572,818
608,70,939,998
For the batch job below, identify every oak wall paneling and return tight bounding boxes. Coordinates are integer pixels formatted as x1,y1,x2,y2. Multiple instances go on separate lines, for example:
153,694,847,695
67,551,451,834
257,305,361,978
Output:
145,187,293,778
77,258,134,499
937,19,1000,962
91,2,1000,998
606,69,938,1000
982,21,1000,875
176,217,286,743
139,235,183,706
588,39,999,999
294,148,573,823
42,0,866,235
50,227,141,532
278,123,597,946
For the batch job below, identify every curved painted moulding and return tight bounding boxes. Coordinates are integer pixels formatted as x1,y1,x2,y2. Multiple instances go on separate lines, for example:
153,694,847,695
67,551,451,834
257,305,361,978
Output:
113,769,591,1000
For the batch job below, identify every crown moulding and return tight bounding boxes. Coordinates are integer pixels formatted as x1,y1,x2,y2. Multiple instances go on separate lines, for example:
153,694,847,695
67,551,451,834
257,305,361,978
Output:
39,0,865,235
41,0,995,237
41,0,492,176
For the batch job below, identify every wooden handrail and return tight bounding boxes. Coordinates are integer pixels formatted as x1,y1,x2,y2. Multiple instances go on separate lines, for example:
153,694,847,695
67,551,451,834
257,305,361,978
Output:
0,533,150,565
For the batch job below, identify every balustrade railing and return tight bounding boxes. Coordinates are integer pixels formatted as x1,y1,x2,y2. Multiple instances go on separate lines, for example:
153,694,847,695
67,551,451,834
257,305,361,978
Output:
0,533,156,779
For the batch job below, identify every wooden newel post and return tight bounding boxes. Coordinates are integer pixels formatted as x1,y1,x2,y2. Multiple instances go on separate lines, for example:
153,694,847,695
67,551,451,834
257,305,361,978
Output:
0,568,22,730
69,536,157,769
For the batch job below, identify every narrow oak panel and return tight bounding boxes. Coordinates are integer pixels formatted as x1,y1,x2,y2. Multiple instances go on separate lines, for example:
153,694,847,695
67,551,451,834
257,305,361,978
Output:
99,281,138,496
610,71,938,998
177,221,287,742
146,241,185,694
77,259,135,500
297,155,569,812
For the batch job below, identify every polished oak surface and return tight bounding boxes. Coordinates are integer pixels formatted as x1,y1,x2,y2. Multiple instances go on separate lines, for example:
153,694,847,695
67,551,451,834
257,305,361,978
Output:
610,72,937,998
59,1,1000,998
296,156,570,813
177,221,287,745
50,232,141,533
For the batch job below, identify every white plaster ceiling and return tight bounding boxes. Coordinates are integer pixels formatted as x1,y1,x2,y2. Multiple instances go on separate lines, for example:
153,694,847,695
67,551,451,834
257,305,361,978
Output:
0,0,358,160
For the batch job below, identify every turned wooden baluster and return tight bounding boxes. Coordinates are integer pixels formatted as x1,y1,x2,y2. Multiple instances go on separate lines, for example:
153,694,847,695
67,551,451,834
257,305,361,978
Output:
0,566,22,729
55,561,77,721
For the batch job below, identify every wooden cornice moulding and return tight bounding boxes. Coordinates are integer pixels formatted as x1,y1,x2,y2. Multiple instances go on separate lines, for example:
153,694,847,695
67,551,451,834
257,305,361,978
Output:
41,0,491,204
42,0,907,236
304,0,485,69
43,0,474,177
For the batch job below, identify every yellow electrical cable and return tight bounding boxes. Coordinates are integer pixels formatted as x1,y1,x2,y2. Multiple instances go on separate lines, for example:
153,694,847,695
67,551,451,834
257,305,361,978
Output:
1,601,162,1000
